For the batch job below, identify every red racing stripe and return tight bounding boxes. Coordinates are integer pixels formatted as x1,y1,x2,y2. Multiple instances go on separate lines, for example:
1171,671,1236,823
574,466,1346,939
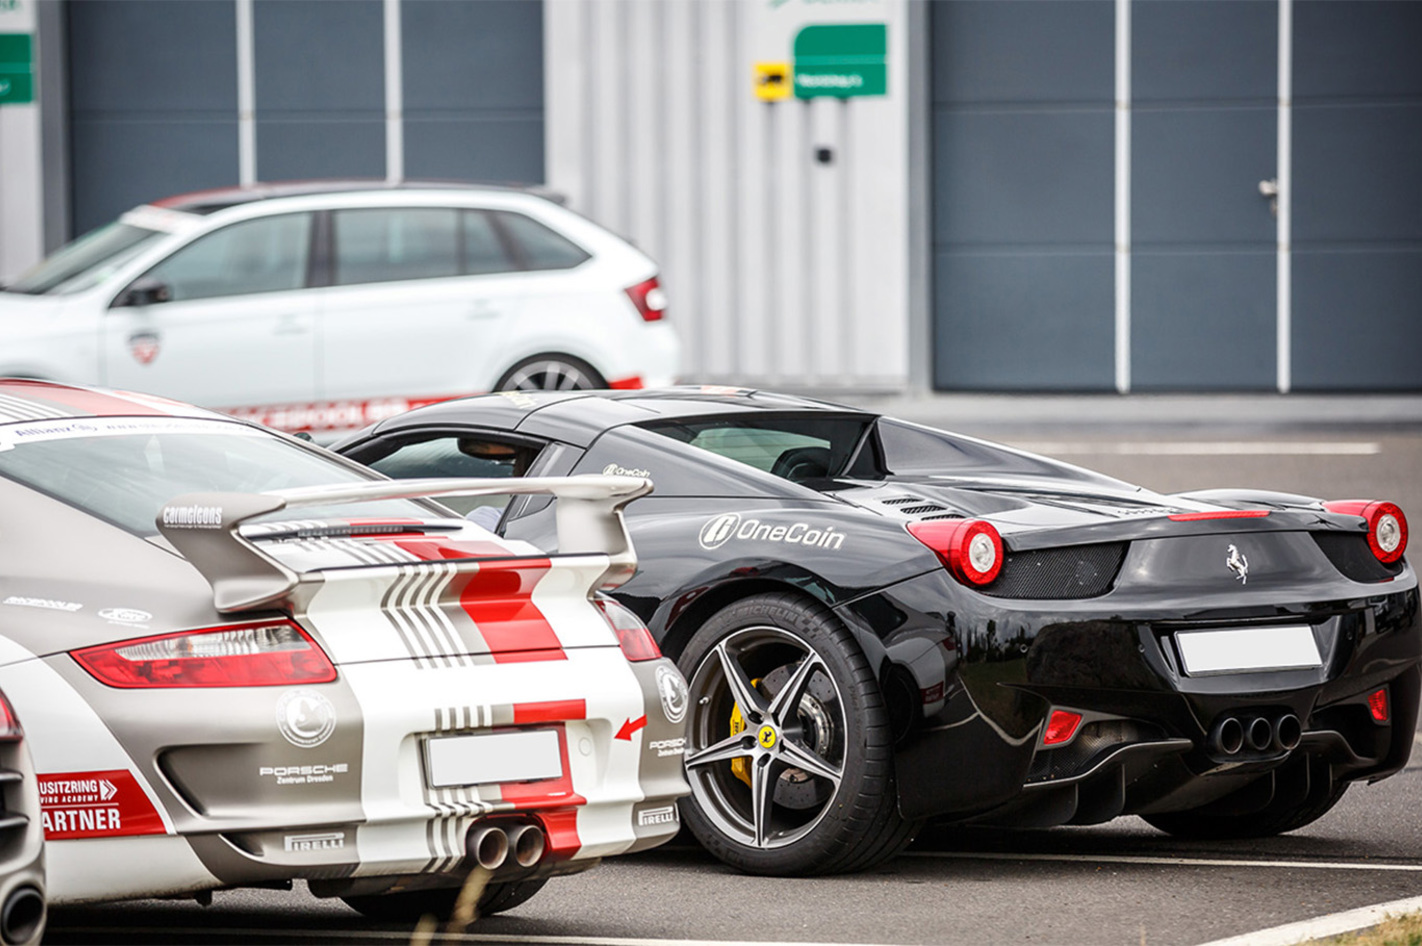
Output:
390,537,520,560
533,808,583,861
455,558,563,660
0,381,170,417
498,727,585,830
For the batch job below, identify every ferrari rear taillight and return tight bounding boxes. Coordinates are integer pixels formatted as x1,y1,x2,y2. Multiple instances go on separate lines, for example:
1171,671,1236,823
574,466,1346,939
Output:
1323,500,1408,564
72,621,337,688
907,519,1004,586
1043,710,1083,746
1369,687,1390,723
625,276,667,322
594,597,661,661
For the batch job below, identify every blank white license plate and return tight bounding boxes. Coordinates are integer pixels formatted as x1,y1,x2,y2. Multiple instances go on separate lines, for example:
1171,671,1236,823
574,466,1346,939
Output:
426,730,562,788
1176,625,1322,675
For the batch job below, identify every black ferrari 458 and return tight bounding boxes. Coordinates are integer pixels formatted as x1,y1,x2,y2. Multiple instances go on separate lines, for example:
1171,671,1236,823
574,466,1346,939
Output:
335,388,1418,876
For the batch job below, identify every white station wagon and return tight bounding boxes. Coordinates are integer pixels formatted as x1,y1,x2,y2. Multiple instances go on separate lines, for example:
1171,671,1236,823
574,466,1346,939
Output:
0,182,680,434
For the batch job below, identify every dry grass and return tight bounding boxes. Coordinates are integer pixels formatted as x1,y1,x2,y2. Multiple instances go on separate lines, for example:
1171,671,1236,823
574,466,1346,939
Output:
1316,911,1422,946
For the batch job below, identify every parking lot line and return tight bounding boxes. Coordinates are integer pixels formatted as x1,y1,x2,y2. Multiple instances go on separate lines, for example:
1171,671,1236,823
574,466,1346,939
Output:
1005,441,1382,456
905,850,1422,872
1192,893,1422,946
53,927,891,946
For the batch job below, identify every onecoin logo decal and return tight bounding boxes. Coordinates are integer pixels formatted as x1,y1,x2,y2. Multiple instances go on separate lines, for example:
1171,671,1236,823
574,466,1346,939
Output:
277,689,337,749
757,725,778,749
699,513,742,550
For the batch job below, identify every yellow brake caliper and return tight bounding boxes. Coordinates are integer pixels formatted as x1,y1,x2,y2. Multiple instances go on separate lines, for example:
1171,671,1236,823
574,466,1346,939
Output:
729,678,762,786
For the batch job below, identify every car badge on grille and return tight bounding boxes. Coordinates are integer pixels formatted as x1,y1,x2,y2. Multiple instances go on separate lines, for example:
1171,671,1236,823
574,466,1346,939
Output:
1226,544,1249,584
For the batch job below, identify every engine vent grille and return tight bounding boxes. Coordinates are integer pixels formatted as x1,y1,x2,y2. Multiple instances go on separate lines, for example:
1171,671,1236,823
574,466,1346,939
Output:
1313,532,1404,583
982,542,1127,599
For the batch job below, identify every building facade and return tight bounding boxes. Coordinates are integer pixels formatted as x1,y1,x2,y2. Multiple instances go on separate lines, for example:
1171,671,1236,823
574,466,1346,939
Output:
2,0,1417,392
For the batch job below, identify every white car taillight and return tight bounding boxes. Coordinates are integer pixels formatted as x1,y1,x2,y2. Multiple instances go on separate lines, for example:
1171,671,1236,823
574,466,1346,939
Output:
72,621,337,688
625,276,667,322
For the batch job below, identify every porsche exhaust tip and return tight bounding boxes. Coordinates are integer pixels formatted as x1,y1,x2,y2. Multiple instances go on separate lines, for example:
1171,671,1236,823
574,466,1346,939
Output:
1210,716,1244,755
1274,713,1302,752
466,825,511,871
0,886,45,946
507,823,546,869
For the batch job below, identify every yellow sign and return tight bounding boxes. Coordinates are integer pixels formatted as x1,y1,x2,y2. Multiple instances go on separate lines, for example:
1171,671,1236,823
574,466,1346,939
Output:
754,61,792,102
757,724,778,749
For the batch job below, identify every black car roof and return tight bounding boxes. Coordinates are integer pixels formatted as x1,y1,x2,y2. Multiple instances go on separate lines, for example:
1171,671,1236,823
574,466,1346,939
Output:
366,388,876,445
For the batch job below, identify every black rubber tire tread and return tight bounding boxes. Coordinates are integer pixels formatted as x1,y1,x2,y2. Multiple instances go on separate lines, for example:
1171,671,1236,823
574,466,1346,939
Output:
494,354,606,392
1141,780,1350,840
340,877,547,922
677,591,922,876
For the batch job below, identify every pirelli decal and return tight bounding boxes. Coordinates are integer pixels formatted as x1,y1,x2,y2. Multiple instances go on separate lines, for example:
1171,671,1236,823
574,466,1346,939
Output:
39,769,166,840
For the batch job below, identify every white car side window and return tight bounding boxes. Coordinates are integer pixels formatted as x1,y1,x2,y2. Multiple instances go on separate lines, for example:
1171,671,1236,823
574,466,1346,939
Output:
146,213,311,302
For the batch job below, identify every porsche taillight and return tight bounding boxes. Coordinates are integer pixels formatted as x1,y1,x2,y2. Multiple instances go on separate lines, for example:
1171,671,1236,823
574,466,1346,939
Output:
0,691,22,740
594,597,661,661
72,621,337,688
1323,500,1408,564
907,519,1004,587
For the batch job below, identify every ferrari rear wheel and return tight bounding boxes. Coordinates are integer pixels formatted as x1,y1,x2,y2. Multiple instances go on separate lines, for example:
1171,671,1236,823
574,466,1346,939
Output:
341,877,547,922
677,593,920,876
495,355,606,392
1142,780,1350,840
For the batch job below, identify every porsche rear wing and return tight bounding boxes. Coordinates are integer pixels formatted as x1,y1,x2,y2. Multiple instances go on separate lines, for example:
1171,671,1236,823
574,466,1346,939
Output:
155,475,652,613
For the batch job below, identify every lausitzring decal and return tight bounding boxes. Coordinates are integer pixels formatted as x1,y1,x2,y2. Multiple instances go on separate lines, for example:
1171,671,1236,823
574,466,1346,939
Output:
38,770,166,839
698,512,846,552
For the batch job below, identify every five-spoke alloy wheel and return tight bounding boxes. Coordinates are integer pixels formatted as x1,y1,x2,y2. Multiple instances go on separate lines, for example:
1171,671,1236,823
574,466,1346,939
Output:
677,593,919,875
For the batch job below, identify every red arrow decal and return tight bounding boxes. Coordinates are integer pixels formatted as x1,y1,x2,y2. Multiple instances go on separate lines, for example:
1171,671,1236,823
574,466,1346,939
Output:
615,715,648,741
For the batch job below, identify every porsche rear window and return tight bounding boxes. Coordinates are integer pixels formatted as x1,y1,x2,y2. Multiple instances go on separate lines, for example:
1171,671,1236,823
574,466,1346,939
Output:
643,415,872,481
0,418,426,536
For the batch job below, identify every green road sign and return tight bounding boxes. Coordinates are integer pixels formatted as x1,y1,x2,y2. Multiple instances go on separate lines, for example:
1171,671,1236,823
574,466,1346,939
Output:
792,24,886,99
0,33,34,105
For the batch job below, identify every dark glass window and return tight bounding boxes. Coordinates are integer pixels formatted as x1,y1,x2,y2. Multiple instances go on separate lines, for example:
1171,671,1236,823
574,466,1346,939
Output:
364,433,540,521
496,212,590,270
145,214,311,301
643,415,873,483
461,210,517,275
333,208,460,285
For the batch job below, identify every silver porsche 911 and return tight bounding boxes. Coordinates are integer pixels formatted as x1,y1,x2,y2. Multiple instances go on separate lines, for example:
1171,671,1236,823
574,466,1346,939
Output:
0,379,688,941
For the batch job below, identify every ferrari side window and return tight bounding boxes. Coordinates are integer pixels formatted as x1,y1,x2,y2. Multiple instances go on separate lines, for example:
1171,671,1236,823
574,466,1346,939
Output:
642,415,872,483
365,434,541,519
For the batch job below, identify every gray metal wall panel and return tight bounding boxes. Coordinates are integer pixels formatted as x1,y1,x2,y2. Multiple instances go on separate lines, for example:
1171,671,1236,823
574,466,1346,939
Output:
402,0,543,184
69,121,239,236
1132,1,1276,103
1131,252,1276,390
67,1,238,234
68,1,237,112
931,1,1112,104
1292,104,1422,244
1294,1,1422,100
1292,251,1422,390
255,121,385,182
1131,108,1277,246
933,110,1115,246
1292,2,1422,390
934,253,1115,390
253,0,384,181
929,0,1114,390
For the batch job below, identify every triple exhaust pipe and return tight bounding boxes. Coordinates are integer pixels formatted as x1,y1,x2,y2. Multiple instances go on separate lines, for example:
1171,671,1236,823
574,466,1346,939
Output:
466,821,547,872
1209,713,1302,756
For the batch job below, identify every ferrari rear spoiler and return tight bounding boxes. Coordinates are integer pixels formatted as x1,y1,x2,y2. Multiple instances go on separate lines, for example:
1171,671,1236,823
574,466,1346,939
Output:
155,475,652,613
